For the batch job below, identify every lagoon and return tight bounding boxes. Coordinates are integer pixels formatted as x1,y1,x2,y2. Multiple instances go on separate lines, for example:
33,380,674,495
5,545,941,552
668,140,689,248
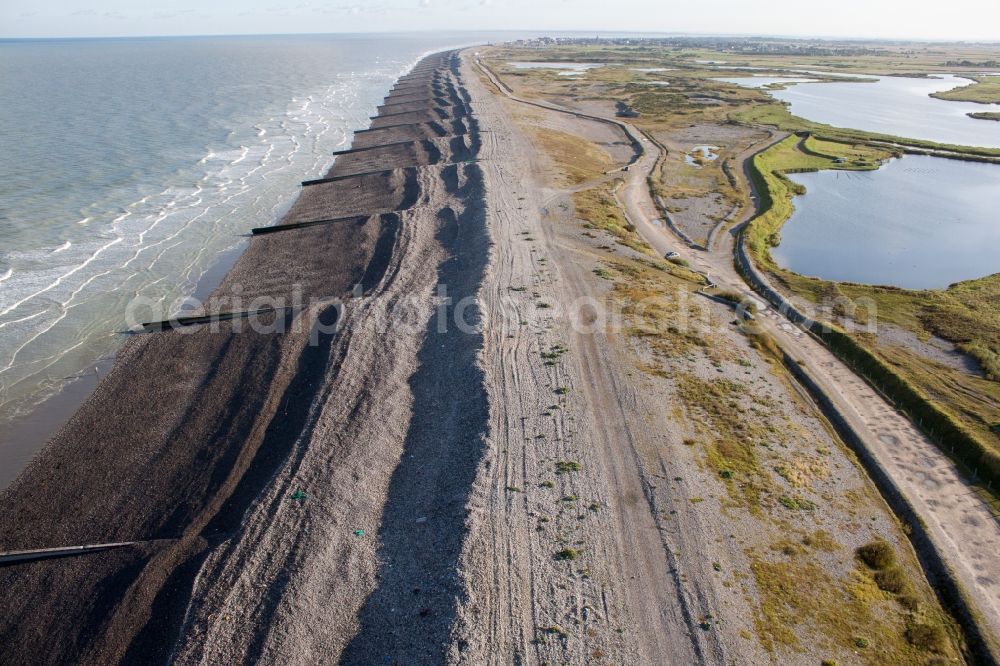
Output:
768,74,1000,148
772,155,1000,289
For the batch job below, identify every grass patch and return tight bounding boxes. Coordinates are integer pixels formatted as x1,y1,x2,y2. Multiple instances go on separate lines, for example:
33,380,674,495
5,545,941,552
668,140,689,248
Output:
555,548,580,561
931,75,1000,104
525,126,614,185
778,495,816,511
857,541,896,570
674,373,786,513
573,184,652,255
874,568,910,595
555,461,583,474
750,553,956,663
905,622,947,653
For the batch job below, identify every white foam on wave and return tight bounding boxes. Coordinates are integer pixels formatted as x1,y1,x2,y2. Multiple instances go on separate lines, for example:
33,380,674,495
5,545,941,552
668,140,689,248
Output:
1,43,446,424
230,146,250,166
0,234,123,323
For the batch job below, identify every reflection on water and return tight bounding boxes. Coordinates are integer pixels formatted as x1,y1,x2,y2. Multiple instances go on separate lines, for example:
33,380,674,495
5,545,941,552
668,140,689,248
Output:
773,155,1000,289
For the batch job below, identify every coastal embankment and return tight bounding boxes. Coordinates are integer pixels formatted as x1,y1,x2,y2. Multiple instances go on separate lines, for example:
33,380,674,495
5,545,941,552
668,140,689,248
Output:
0,50,488,664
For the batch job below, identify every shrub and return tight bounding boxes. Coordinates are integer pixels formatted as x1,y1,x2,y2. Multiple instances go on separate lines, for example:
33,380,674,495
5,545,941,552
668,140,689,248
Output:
555,461,582,474
555,548,580,561
906,623,947,653
873,567,909,595
716,290,744,304
856,541,895,570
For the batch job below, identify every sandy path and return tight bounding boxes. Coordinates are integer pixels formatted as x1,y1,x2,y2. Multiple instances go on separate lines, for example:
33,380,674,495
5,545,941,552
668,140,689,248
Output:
450,55,729,665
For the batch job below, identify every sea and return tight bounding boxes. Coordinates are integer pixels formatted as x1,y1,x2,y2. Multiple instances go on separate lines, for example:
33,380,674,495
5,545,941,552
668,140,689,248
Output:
0,33,506,483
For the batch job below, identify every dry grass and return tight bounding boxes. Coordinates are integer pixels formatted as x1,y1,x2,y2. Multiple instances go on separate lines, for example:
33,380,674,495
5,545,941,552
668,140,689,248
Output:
750,547,958,664
525,126,614,186
573,185,653,255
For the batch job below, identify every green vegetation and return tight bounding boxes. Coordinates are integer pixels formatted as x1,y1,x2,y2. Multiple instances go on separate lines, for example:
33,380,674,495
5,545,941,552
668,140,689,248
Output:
969,112,1000,122
541,344,570,363
674,372,786,514
931,75,1000,104
749,550,956,663
555,461,583,474
874,568,910,595
778,495,816,511
905,623,948,653
593,266,613,279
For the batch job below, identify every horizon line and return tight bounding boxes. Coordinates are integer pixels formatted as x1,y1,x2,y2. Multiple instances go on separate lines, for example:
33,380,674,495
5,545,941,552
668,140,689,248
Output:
2,29,1000,45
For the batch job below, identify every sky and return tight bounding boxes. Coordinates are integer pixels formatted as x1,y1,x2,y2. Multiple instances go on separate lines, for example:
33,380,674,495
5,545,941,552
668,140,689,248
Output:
3,0,1000,41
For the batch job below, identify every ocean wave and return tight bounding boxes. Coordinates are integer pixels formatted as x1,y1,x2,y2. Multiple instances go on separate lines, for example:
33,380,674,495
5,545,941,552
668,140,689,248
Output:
0,235,124,322
0,40,437,437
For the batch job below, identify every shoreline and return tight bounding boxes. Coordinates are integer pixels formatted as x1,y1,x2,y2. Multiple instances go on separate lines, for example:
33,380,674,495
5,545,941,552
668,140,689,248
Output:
0,43,455,492
0,240,247,490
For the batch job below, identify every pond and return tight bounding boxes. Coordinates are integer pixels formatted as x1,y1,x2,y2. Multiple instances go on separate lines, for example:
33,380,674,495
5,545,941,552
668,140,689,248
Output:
508,62,603,76
685,145,720,167
772,155,1000,289
767,74,1000,149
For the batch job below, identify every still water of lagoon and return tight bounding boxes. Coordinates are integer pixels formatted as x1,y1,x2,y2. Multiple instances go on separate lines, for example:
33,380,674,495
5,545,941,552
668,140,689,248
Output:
772,155,1000,289
768,74,1000,148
